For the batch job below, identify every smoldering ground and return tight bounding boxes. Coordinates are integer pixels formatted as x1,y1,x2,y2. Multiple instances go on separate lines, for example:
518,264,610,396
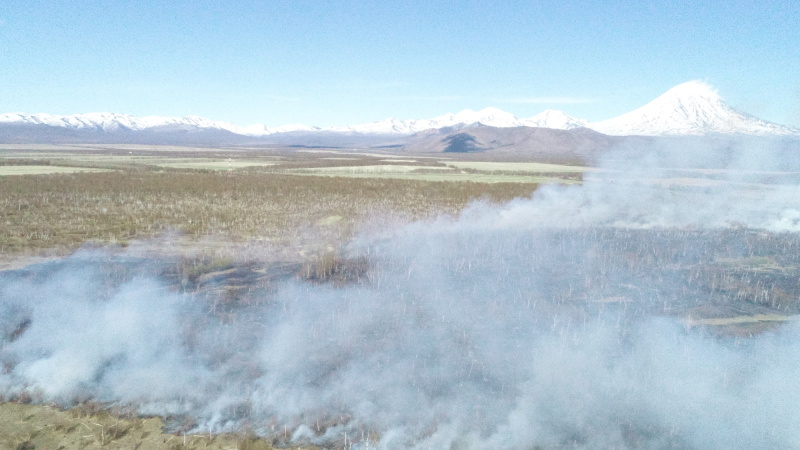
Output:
2,137,800,449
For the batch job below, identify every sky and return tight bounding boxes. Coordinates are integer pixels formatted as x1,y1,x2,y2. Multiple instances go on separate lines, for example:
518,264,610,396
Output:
0,0,798,128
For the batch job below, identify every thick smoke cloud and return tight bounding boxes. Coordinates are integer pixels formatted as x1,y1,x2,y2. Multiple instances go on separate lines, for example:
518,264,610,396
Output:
1,137,800,448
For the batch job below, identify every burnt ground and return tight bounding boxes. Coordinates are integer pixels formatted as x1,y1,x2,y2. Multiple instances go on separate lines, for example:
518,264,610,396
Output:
1,227,800,448
4,227,798,337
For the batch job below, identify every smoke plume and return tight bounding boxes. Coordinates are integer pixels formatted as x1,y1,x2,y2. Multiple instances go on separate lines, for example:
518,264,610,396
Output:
1,136,800,448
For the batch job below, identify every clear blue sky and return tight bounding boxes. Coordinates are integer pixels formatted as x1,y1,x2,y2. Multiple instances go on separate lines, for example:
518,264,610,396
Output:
1,0,798,127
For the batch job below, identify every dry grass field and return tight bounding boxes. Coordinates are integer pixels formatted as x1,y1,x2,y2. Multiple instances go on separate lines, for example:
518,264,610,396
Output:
0,402,302,450
0,145,548,263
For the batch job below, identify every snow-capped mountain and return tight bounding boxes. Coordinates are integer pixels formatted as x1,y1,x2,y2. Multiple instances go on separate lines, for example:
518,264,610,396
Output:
328,107,593,134
0,112,322,136
330,107,534,134
429,107,527,129
2,81,797,140
524,110,588,130
588,81,799,136
0,107,582,138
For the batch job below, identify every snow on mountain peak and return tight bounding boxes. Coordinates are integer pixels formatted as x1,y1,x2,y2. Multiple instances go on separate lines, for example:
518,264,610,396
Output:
523,110,588,130
0,112,276,136
431,107,521,127
589,80,798,136
663,80,720,100
334,107,529,134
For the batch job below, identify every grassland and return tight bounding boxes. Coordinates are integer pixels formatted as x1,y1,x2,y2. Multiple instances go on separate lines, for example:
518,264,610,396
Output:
0,146,545,263
0,170,543,259
0,165,113,175
442,160,594,173
152,160,276,169
285,168,572,184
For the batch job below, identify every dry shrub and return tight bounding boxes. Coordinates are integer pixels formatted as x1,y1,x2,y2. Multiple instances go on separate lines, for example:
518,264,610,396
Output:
300,252,369,286
237,430,274,450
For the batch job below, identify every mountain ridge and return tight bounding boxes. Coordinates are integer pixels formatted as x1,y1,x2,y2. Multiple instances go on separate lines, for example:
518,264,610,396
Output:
2,81,798,139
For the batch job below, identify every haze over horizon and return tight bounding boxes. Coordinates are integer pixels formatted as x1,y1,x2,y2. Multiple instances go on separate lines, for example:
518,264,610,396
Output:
1,1,798,128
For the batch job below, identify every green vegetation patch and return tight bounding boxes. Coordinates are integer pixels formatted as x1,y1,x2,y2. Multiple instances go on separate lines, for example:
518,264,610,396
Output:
283,164,574,183
713,256,790,271
0,165,113,176
686,313,800,327
443,161,592,173
286,171,575,184
152,160,277,170
291,164,452,173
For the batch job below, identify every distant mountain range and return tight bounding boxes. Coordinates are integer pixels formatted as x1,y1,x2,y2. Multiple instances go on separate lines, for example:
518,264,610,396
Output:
0,107,590,138
1,81,797,146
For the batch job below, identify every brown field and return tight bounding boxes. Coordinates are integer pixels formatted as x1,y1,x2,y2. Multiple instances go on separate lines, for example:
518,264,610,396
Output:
0,145,546,263
0,402,307,450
